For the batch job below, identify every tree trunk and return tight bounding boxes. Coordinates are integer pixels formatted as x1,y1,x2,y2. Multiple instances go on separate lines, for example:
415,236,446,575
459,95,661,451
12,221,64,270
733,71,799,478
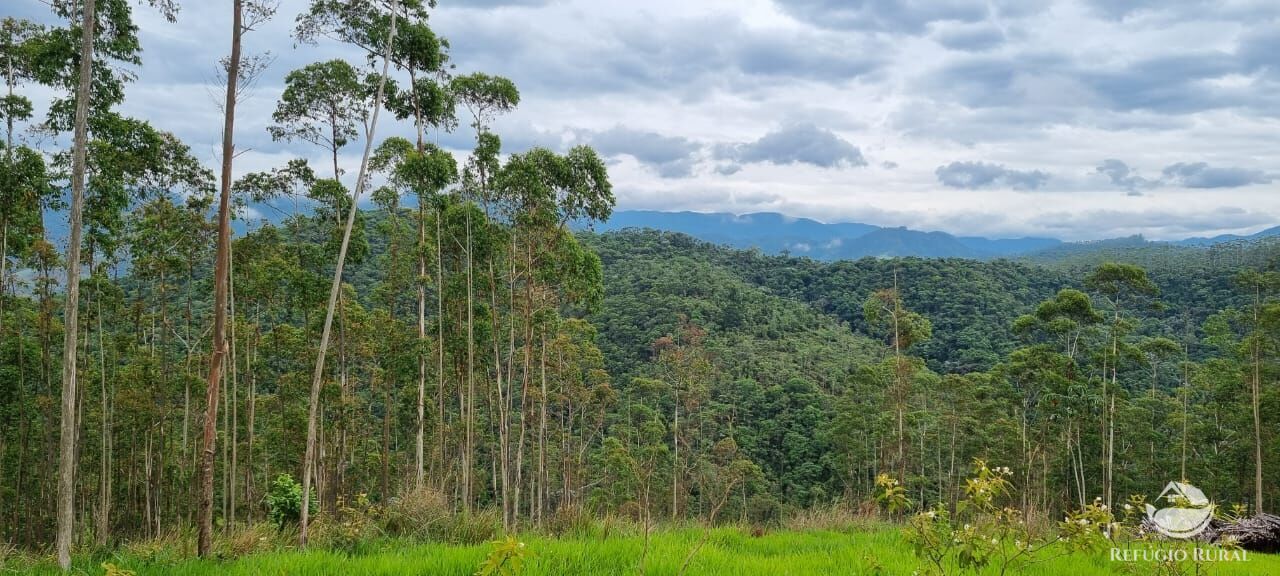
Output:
198,0,241,556
416,205,426,489
95,296,110,547
1253,288,1264,512
300,9,397,546
56,0,96,568
436,213,446,492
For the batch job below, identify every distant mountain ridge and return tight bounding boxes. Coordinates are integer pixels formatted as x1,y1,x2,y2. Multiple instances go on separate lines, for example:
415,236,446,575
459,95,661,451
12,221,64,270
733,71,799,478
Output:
578,210,1279,261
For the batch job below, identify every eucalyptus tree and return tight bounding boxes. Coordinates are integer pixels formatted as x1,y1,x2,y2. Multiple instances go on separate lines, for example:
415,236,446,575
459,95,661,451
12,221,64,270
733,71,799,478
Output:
47,1,98,563
269,60,367,183
33,0,187,566
377,5,454,493
1231,269,1279,512
371,136,457,489
1011,288,1102,505
863,281,932,482
451,71,518,510
0,17,50,319
294,1,400,547
493,145,611,524
1084,262,1158,509
653,319,714,520
198,0,278,557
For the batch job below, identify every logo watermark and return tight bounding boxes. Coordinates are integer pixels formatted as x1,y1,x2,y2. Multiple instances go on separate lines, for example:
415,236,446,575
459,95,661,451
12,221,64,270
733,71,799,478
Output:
1109,481,1249,564
1145,481,1215,539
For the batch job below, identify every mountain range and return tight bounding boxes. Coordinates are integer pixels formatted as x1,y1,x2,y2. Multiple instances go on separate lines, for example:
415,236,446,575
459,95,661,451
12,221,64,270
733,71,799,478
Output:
577,210,1280,260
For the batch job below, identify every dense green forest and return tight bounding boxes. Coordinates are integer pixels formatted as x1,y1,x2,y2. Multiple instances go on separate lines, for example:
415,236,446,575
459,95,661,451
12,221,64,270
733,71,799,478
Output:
1,0,1278,574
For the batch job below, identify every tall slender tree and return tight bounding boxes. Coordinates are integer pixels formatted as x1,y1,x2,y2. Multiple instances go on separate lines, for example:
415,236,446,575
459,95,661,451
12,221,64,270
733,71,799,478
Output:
298,4,398,547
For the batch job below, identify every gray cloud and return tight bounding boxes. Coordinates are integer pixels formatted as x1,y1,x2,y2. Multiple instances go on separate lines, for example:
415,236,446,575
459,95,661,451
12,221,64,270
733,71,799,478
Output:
580,126,702,178
774,0,987,33
1095,159,1157,194
1084,0,1280,21
1095,159,1273,191
1161,162,1273,189
442,10,884,99
717,124,867,169
453,0,554,8
932,22,1007,52
1029,206,1273,237
935,161,1049,190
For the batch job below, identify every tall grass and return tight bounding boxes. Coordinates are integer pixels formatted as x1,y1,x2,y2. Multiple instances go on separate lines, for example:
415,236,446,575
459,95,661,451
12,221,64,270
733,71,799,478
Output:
5,526,1277,575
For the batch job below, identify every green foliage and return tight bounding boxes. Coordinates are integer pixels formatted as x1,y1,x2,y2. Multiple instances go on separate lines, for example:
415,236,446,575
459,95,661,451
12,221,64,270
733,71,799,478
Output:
268,59,368,156
265,474,315,531
101,562,137,576
874,473,911,516
904,460,1060,576
475,536,532,576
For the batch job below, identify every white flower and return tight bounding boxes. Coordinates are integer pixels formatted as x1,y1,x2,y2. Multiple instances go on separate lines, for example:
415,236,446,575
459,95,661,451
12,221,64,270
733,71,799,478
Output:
1124,504,1133,511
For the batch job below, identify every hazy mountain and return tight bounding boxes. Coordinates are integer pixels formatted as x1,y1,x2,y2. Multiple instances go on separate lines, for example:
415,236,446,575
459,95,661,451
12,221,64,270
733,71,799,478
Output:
581,210,1059,260
1176,225,1280,246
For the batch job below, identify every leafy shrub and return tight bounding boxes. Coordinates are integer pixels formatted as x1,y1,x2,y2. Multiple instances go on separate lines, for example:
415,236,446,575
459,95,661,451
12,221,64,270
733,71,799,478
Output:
874,473,911,516
101,562,137,576
476,535,532,576
265,473,316,530
903,460,1063,576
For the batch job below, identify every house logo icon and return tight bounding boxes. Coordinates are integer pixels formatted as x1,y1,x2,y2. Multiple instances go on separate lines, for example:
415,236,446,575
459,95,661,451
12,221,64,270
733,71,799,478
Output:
1145,481,1216,539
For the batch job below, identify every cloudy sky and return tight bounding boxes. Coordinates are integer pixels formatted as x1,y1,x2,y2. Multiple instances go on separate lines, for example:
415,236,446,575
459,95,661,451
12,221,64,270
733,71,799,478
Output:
13,0,1280,240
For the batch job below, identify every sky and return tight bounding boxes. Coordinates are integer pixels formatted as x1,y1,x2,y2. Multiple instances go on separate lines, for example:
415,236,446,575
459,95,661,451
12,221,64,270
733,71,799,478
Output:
10,0,1280,241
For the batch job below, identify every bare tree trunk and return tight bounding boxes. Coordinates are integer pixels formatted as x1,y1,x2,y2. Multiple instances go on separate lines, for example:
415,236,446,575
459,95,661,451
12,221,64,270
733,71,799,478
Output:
300,9,397,546
1253,288,1264,512
198,0,241,557
416,206,426,489
463,210,474,512
436,214,446,492
672,394,679,519
95,296,110,547
56,0,96,568
229,243,239,529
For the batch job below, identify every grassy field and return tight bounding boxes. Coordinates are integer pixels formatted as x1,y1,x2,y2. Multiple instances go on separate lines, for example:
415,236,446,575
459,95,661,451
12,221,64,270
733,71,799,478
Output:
5,527,1277,575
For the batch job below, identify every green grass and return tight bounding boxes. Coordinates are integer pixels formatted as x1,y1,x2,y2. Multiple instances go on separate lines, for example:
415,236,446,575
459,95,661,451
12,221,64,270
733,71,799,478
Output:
6,527,1277,575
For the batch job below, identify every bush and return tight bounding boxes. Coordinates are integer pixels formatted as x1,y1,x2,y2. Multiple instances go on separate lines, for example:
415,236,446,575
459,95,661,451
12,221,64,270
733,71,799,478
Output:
476,535,532,576
446,508,502,545
319,493,383,556
546,507,599,538
217,522,283,558
382,486,451,540
265,473,316,530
